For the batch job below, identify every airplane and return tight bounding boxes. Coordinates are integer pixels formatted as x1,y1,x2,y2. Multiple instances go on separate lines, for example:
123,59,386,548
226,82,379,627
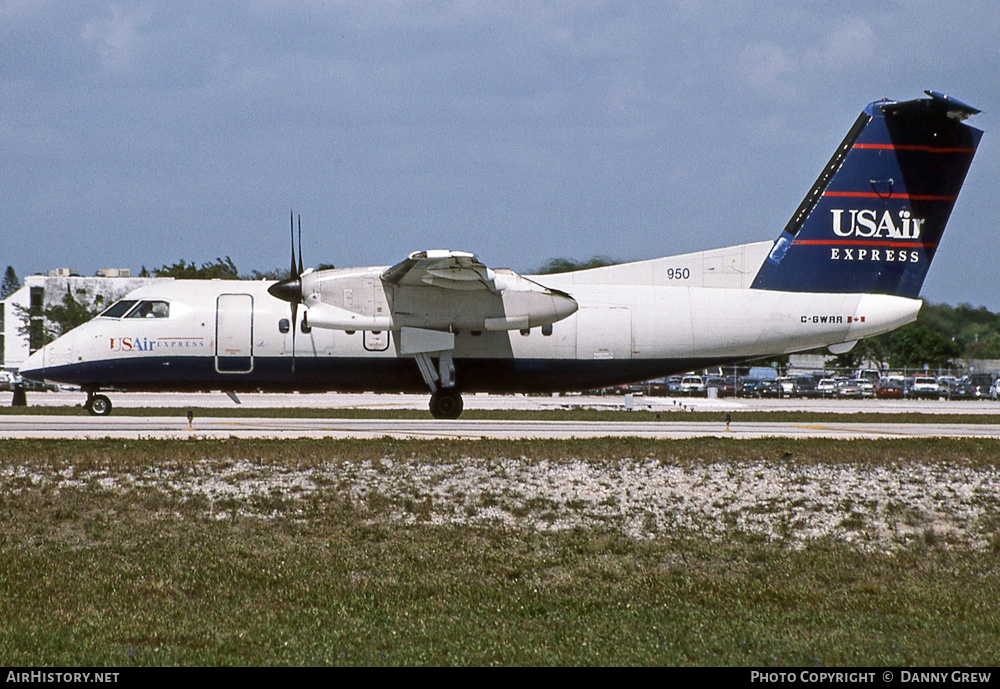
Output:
19,90,983,419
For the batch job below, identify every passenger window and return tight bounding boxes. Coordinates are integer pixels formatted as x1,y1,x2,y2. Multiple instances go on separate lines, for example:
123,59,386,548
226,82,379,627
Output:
99,300,138,319
125,300,170,319
541,324,553,336
278,319,290,334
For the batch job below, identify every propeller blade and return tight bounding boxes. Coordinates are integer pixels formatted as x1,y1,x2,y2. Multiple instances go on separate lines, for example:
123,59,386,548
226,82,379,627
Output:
297,214,304,277
290,210,297,282
266,209,306,374
290,299,298,374
292,211,298,373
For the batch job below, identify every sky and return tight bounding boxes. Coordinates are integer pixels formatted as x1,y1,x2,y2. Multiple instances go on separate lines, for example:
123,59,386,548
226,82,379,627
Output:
2,1,999,307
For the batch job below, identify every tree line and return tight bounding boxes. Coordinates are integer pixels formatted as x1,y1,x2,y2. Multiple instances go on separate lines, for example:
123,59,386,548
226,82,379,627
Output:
826,302,1000,370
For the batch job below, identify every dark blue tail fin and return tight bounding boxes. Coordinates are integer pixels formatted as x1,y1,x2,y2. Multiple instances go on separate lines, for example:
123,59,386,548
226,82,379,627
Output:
751,91,982,297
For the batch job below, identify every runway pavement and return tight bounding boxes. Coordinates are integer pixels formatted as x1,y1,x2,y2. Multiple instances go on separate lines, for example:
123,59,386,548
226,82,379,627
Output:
3,391,1000,439
8,389,1000,413
3,414,1000,440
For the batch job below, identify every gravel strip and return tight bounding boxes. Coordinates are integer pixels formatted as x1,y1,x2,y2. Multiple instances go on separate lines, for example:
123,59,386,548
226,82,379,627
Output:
7,455,999,551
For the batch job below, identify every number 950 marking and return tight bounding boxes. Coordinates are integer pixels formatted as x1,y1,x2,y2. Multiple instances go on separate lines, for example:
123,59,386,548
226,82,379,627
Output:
666,268,690,280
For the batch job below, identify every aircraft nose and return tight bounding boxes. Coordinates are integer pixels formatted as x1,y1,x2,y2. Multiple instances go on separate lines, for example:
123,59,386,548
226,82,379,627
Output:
19,347,46,382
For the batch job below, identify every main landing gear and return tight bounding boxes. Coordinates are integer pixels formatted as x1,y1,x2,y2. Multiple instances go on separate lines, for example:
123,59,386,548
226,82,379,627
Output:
413,350,465,419
429,388,463,420
84,392,113,416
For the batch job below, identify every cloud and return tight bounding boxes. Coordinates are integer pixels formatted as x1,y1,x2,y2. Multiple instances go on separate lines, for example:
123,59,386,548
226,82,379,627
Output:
1,2,998,306
738,14,875,101
80,3,155,76
739,41,795,97
815,16,876,69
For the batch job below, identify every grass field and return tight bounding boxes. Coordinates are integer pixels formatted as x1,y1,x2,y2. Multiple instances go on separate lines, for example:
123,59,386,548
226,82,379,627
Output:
2,437,999,666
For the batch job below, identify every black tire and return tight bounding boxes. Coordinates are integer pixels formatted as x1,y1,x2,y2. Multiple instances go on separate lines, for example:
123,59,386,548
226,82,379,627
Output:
87,394,113,416
429,390,463,419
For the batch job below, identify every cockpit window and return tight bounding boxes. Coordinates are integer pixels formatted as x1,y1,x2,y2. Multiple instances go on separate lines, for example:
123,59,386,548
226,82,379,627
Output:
125,300,170,319
99,300,138,319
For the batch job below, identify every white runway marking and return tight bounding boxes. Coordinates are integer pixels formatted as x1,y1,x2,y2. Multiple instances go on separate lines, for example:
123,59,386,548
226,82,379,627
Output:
3,391,999,439
3,416,1000,440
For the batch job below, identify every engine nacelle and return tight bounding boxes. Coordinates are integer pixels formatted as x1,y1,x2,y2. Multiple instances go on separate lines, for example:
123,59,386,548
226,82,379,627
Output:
297,266,577,332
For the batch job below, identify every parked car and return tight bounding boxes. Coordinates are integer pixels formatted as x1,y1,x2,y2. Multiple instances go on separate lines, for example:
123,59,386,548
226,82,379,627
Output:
950,380,976,400
856,378,876,397
666,376,684,395
757,379,781,398
966,373,993,398
951,374,993,400
740,378,761,397
816,378,838,397
936,376,959,397
794,376,820,398
911,376,941,399
645,379,668,396
856,369,882,383
874,379,904,399
718,376,739,397
777,376,797,397
679,375,706,396
705,376,725,395
837,379,864,398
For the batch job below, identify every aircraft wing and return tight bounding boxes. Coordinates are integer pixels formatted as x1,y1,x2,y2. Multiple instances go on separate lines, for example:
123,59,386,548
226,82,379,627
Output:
295,248,577,333
381,250,499,292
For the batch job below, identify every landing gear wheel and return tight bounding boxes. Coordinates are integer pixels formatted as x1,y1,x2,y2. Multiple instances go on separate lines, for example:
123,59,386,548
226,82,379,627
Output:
429,389,463,419
86,394,113,416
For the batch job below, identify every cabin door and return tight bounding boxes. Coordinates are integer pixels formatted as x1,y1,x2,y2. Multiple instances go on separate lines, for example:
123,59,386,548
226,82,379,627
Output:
576,307,632,360
215,293,254,373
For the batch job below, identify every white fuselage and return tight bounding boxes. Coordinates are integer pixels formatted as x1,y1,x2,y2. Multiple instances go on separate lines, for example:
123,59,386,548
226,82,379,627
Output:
21,240,921,394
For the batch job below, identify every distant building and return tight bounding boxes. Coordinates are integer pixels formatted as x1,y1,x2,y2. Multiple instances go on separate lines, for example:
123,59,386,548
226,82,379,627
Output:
96,268,131,278
0,274,170,371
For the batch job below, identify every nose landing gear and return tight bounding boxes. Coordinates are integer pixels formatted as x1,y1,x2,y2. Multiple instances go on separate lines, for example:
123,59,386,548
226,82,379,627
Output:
85,392,113,416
